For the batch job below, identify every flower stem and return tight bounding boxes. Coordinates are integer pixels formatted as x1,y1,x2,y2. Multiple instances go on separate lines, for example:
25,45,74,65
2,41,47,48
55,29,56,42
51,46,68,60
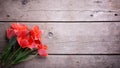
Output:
9,47,22,61
10,48,30,65
23,52,38,61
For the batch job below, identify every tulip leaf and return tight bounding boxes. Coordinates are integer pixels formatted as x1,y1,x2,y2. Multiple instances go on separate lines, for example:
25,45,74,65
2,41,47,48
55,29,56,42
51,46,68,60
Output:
12,49,31,64
8,37,17,47
1,37,17,64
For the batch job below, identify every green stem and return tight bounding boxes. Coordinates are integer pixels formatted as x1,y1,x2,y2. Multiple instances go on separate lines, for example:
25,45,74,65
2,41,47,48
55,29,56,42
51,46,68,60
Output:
23,52,38,62
1,37,16,65
24,48,29,52
3,47,22,68
1,44,12,65
9,47,22,61
12,51,38,65
11,48,30,65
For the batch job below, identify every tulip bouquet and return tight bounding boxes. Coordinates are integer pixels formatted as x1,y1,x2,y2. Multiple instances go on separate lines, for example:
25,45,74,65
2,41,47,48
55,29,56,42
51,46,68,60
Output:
0,23,48,68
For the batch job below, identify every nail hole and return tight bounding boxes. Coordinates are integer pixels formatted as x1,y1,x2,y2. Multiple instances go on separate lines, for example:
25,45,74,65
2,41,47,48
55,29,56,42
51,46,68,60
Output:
76,61,79,63
48,32,53,38
108,11,112,12
114,14,118,16
94,1,102,3
90,14,94,17
6,15,10,17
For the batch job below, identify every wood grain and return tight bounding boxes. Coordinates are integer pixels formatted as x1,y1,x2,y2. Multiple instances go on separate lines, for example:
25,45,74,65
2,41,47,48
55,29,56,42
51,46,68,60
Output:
12,55,120,68
0,0,120,21
0,0,120,68
0,22,120,54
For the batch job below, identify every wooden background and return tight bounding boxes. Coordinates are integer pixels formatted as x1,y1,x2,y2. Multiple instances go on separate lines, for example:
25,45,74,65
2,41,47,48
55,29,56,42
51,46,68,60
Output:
0,0,120,68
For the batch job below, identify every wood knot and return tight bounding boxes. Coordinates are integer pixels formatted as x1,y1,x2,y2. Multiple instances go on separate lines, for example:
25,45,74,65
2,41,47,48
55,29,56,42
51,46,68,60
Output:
21,0,29,5
48,32,53,38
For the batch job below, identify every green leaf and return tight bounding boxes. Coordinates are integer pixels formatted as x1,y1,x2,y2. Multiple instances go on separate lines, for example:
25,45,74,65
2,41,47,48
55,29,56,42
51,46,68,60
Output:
13,54,37,64
0,37,17,64
8,37,17,47
1,46,14,64
12,49,31,64
2,37,17,55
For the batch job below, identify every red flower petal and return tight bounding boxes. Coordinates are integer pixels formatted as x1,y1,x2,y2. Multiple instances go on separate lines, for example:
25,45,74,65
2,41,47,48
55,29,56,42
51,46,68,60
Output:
17,35,40,49
17,37,29,48
38,49,48,56
11,23,19,29
38,44,48,50
11,23,28,30
8,23,48,56
30,26,42,40
7,28,16,39
43,45,48,50
11,23,29,37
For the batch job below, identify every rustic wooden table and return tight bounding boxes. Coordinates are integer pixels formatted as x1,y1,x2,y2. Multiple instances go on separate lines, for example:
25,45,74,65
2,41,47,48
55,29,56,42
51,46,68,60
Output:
0,0,120,68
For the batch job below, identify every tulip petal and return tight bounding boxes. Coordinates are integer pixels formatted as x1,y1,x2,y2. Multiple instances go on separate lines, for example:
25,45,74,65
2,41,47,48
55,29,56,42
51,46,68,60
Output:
38,49,48,56
7,28,16,39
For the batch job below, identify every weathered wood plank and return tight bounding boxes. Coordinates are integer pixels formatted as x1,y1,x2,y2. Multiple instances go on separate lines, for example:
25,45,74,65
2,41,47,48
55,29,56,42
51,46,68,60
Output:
0,0,120,21
13,55,120,68
0,22,120,54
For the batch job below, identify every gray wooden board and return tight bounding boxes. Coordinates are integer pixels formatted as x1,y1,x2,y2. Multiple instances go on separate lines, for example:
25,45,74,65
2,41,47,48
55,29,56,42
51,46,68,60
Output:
0,0,120,21
12,55,120,68
0,22,120,54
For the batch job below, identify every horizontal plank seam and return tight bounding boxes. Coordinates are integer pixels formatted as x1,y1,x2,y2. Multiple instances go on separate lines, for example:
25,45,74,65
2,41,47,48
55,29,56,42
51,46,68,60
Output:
48,54,120,55
1,21,120,23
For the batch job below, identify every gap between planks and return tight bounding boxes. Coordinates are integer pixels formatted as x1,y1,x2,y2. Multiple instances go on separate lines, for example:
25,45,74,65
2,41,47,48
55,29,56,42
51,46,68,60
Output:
1,21,120,23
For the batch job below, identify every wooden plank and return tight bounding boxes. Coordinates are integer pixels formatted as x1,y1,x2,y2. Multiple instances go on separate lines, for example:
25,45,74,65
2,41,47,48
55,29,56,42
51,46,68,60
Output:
0,0,120,21
12,55,120,68
0,22,120,54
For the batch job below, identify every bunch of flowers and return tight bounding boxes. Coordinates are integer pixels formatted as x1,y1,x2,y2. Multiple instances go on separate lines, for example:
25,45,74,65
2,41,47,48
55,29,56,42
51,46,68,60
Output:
0,23,48,68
